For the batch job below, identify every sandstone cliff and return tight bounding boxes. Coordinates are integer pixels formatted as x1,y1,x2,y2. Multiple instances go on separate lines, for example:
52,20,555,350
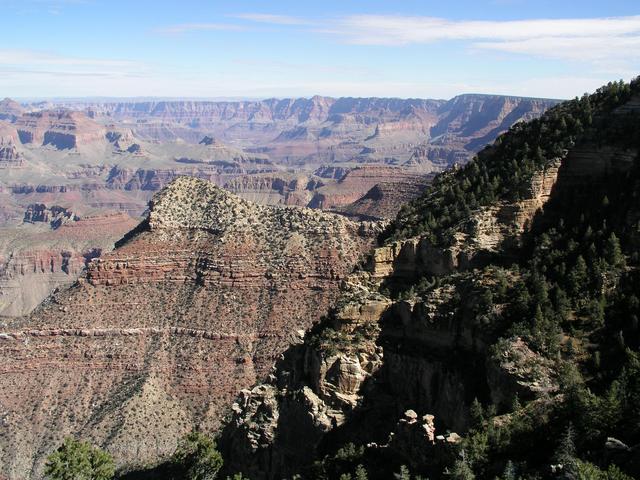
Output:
0,211,138,317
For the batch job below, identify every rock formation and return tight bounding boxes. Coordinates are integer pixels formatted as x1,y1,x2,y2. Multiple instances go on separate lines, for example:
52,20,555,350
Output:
219,119,584,480
58,95,558,167
219,85,640,480
0,98,24,122
23,204,78,228
0,177,379,478
15,110,106,150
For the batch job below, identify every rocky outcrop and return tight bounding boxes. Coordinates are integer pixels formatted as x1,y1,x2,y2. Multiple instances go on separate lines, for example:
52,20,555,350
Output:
309,166,426,212
0,140,22,168
221,154,566,478
368,158,562,284
223,174,321,206
15,110,106,150
405,144,468,171
58,95,556,166
314,165,351,180
0,178,379,479
23,204,78,228
335,173,433,220
0,98,24,122
106,167,188,191
432,94,559,151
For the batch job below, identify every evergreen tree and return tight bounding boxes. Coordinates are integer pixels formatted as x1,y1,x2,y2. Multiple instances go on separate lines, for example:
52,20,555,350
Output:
554,424,577,470
172,431,223,480
502,460,516,480
354,464,368,480
604,232,624,267
44,438,114,480
450,457,476,480
469,398,485,429
394,465,411,480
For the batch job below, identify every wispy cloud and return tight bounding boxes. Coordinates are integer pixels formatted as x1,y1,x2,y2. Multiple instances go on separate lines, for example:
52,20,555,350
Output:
321,15,640,70
0,49,149,80
474,35,640,62
221,13,640,68
232,13,310,26
1,0,91,15
155,23,246,35
0,49,137,67
328,15,640,44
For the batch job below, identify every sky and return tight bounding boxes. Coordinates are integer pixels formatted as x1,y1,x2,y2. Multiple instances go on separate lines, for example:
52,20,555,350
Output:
0,0,639,100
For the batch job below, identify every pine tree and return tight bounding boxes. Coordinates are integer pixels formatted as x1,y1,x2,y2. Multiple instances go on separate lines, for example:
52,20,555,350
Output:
469,398,485,429
568,256,588,295
604,232,624,267
354,465,368,480
450,457,476,480
503,460,517,480
554,424,576,469
44,438,115,480
394,465,411,480
172,431,224,480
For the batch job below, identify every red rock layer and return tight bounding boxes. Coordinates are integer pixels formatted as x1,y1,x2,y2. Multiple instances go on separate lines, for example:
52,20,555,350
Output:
15,110,105,149
0,178,378,478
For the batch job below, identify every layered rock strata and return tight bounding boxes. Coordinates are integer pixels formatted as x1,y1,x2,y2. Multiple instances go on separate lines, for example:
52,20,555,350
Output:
221,153,569,478
0,177,378,479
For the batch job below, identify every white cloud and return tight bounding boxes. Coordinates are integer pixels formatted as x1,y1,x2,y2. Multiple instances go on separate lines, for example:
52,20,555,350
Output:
232,13,310,25
325,15,640,69
225,13,640,69
0,49,150,85
330,14,640,44
0,49,138,68
474,35,640,62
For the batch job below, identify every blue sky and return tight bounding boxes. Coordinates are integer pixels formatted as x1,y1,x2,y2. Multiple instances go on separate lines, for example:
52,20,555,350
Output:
0,0,639,99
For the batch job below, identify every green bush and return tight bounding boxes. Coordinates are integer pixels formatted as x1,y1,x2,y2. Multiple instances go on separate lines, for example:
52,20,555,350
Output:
44,437,114,480
172,431,223,480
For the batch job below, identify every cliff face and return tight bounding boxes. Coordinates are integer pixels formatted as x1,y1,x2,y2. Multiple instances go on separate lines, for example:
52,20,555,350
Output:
432,94,556,150
0,98,24,122
0,177,379,479
220,85,640,479
221,155,565,478
14,111,106,150
68,95,557,167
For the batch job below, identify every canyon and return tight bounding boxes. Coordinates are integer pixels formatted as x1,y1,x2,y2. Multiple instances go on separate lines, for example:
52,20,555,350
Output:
0,94,557,318
0,79,638,479
0,93,560,479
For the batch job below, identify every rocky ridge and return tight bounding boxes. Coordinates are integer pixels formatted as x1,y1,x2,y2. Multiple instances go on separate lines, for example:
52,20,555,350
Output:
221,150,565,478
220,86,640,478
0,177,379,479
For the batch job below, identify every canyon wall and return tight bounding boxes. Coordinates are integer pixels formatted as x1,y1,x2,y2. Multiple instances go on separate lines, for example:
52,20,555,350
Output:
0,177,379,479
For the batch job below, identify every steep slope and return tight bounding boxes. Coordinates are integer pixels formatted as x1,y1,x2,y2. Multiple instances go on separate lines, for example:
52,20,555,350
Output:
0,177,379,479
221,79,640,479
